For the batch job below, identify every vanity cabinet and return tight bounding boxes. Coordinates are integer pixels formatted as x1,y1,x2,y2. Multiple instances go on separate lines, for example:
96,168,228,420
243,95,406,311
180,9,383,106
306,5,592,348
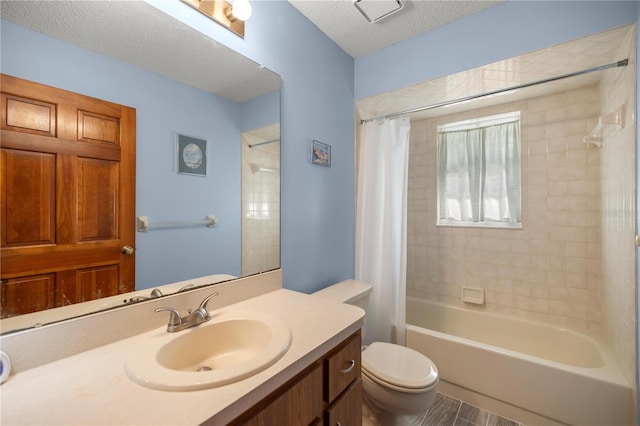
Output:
229,330,362,426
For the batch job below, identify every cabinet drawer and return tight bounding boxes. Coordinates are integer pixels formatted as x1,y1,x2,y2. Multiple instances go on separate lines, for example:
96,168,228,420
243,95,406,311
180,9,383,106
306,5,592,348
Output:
325,331,361,403
325,378,362,426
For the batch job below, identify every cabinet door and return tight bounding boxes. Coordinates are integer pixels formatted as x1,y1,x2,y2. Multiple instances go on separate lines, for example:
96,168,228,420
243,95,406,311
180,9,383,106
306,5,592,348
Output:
234,363,323,426
325,379,362,426
325,332,361,402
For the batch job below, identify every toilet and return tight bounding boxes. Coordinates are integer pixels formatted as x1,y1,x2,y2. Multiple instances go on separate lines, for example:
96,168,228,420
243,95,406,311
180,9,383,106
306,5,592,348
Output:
312,280,439,426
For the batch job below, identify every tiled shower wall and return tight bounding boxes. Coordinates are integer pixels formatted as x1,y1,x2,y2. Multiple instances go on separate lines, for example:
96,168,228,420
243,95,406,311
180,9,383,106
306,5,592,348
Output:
599,27,637,402
241,135,280,276
407,85,605,336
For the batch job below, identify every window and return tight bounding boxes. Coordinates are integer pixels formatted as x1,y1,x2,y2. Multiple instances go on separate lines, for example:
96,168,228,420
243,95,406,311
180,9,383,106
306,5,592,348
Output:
436,111,521,228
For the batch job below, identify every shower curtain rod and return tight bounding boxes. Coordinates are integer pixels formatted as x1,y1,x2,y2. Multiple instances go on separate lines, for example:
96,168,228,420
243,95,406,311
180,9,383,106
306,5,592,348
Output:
248,138,280,148
360,59,629,124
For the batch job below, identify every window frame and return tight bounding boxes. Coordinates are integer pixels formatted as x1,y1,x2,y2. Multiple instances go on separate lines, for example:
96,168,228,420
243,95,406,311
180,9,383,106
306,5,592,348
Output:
435,111,522,230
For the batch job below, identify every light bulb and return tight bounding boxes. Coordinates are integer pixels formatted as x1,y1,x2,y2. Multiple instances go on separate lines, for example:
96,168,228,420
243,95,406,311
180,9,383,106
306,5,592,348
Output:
231,0,252,21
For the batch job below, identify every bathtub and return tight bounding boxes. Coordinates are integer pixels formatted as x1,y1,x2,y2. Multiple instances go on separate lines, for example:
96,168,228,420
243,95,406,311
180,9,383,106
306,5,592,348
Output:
405,298,632,425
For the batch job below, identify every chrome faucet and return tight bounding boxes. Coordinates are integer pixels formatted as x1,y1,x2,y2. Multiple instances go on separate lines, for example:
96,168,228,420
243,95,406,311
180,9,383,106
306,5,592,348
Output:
155,292,219,332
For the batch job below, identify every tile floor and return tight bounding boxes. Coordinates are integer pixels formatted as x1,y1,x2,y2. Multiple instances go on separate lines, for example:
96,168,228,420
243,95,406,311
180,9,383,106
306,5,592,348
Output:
420,393,525,426
362,392,526,426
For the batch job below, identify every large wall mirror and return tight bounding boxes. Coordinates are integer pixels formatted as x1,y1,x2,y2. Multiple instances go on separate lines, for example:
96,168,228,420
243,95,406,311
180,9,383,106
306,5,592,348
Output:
0,1,281,334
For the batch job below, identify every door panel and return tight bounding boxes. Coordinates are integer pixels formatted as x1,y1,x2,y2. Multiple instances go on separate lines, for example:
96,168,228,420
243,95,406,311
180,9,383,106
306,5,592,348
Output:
1,149,56,247
77,265,120,302
0,74,136,319
56,269,78,306
56,154,77,244
78,158,118,241
1,94,56,137
77,110,120,144
0,274,55,318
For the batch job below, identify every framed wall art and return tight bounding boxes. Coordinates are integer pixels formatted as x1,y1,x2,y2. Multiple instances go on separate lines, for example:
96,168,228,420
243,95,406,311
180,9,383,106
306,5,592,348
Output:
311,140,331,167
176,134,207,176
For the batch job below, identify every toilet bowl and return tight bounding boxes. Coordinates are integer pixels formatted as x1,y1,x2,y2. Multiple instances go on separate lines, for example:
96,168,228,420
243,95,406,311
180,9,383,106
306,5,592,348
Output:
362,342,438,419
312,280,439,425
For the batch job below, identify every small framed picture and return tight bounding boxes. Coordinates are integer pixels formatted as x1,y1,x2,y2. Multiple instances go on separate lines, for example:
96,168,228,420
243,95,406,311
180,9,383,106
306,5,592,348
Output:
176,134,207,176
311,140,331,167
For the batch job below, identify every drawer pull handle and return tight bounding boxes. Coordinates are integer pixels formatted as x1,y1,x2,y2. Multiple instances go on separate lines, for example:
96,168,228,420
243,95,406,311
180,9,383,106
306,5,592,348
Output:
339,360,355,374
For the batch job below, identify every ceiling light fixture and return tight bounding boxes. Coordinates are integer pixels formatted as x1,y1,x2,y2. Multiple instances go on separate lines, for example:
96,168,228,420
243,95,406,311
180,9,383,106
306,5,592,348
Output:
353,0,404,23
180,0,251,38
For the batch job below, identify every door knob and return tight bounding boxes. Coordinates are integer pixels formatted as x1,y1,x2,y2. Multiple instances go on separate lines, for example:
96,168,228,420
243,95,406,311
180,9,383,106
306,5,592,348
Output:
121,245,135,255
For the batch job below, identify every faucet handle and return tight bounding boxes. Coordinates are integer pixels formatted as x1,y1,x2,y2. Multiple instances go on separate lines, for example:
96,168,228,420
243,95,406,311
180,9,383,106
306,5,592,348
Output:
177,283,195,293
198,292,220,318
155,307,182,327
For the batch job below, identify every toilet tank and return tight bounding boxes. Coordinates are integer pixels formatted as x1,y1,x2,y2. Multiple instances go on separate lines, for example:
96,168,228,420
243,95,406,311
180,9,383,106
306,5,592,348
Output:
311,279,372,312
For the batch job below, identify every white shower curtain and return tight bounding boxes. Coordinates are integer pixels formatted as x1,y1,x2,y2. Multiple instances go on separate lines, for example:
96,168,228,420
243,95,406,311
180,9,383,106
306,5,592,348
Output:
355,117,410,346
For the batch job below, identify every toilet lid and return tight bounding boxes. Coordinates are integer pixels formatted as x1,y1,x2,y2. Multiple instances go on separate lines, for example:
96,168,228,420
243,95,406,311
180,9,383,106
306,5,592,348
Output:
362,342,438,390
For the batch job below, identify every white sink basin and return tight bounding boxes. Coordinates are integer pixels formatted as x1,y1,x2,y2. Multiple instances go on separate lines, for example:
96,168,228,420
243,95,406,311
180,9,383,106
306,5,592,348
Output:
124,310,291,391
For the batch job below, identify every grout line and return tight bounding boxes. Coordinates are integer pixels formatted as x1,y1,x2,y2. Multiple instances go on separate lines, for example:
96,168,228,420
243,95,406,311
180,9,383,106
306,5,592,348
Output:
453,399,463,425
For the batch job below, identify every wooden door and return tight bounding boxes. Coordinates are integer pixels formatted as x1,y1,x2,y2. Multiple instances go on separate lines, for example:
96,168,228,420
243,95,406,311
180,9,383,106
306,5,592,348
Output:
0,74,136,318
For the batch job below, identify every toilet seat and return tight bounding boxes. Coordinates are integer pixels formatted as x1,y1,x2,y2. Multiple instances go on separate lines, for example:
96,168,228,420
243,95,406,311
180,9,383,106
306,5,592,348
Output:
362,342,438,393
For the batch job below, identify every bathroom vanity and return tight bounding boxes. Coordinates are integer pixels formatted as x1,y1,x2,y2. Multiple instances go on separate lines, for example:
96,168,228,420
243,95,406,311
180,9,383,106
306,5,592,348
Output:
0,272,365,425
229,330,362,425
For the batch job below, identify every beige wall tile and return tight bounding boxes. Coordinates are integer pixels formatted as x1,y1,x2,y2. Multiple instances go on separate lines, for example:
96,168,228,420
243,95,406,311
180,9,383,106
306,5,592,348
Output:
407,85,604,333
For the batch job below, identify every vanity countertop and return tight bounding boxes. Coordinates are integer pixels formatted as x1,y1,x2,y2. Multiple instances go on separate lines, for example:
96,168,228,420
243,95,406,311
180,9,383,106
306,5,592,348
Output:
0,289,364,425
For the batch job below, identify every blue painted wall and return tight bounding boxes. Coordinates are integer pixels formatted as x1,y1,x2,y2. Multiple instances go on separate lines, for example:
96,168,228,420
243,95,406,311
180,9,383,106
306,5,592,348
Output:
241,90,280,133
355,1,639,100
148,1,357,293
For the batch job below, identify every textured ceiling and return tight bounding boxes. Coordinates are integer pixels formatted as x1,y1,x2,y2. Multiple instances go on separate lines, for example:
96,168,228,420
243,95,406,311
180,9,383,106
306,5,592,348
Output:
0,1,280,103
357,24,633,121
288,0,504,58
3,1,632,117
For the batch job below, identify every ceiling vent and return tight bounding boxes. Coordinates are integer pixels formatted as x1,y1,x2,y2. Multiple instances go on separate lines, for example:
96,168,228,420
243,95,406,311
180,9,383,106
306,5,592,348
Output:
353,0,404,23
